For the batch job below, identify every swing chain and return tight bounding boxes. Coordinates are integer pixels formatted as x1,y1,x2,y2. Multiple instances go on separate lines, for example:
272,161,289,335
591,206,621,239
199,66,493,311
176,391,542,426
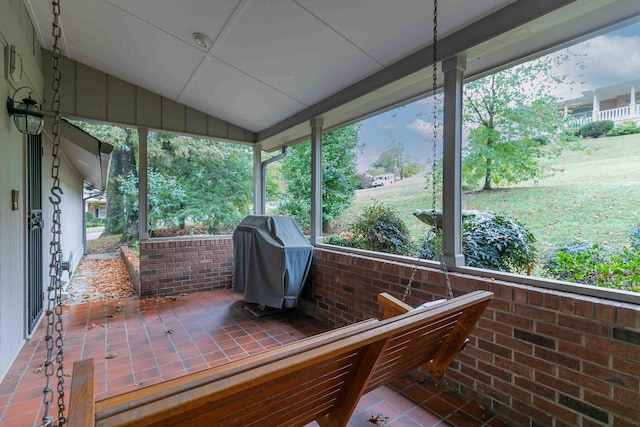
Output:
42,1,66,425
403,0,453,302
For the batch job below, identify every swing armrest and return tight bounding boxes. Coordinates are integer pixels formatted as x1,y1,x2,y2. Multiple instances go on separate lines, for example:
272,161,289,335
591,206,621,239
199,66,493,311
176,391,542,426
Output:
69,359,96,427
377,292,414,319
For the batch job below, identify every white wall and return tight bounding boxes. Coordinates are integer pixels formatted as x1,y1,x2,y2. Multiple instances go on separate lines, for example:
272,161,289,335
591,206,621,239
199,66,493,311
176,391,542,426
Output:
1,0,45,381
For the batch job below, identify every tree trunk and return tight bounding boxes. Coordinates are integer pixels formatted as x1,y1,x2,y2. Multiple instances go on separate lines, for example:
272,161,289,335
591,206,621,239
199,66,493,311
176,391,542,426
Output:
483,134,493,191
121,129,139,242
103,129,138,238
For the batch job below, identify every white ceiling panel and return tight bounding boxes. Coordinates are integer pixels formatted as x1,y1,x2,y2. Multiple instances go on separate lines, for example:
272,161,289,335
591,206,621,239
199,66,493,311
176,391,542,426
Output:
42,0,206,100
104,0,242,51
296,0,516,66
214,0,383,106
181,57,307,131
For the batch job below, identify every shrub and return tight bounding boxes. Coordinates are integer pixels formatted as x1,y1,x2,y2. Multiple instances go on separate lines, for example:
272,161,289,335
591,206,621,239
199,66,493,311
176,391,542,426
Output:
352,203,412,255
542,240,599,281
607,120,640,136
413,231,441,260
462,212,536,274
629,224,640,250
578,120,614,138
544,243,640,292
85,211,94,222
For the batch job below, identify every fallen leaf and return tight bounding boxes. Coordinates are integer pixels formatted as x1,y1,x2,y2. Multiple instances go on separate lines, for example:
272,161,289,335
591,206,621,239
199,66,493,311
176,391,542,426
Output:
165,329,175,335
33,364,44,374
105,352,119,359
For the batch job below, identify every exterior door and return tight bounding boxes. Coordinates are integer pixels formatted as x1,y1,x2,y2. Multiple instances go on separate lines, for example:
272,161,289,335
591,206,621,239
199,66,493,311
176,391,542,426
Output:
27,134,43,334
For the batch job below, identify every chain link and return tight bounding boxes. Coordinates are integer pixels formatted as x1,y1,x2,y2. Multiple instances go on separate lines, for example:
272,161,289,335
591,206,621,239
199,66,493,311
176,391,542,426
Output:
403,0,453,301
42,1,66,425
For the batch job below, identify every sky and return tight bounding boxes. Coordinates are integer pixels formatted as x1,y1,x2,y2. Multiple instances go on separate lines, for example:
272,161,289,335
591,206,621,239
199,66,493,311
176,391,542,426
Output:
356,20,640,173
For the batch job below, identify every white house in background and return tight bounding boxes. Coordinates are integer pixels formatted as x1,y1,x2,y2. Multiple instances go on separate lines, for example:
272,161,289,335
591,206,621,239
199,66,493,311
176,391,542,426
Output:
563,79,640,126
0,2,112,380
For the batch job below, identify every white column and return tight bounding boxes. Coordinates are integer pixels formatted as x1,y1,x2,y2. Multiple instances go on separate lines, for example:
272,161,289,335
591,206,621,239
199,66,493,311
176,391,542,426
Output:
630,86,636,106
563,105,568,118
310,118,323,244
138,127,149,240
253,146,263,215
441,56,466,267
592,93,600,121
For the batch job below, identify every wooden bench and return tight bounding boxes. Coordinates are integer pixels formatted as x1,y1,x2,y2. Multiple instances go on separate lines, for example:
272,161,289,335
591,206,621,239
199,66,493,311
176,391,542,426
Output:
68,290,493,427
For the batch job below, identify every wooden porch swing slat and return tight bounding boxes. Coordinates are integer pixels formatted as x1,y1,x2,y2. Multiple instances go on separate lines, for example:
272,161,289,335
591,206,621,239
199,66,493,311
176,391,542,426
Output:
68,290,492,427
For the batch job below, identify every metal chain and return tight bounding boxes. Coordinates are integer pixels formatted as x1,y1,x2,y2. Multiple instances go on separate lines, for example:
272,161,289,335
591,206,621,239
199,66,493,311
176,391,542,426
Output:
404,0,453,301
42,1,66,425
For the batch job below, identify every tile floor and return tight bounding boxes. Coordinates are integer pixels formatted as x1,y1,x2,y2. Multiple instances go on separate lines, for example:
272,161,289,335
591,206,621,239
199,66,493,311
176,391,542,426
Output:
0,289,510,426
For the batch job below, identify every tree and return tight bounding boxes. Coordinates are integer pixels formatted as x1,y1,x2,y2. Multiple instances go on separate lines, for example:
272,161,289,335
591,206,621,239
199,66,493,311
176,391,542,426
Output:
370,134,421,180
277,124,361,231
148,134,254,234
462,57,567,190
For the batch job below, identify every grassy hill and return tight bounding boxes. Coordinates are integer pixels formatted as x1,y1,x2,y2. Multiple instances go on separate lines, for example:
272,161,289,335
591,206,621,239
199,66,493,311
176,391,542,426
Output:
334,134,640,251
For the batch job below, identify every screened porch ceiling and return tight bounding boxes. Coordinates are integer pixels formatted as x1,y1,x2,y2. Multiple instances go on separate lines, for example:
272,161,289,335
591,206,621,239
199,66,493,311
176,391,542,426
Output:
27,0,640,150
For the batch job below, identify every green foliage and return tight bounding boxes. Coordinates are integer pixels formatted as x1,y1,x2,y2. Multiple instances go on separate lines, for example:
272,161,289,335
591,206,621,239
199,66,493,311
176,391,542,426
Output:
413,231,441,260
607,121,640,136
629,224,640,250
276,124,361,231
462,212,536,274
149,134,254,234
462,57,568,190
85,211,94,222
351,203,412,255
118,169,187,230
543,243,640,292
578,120,614,138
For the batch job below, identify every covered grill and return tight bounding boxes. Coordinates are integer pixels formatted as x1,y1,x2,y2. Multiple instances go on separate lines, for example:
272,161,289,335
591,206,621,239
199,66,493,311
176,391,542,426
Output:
232,215,312,309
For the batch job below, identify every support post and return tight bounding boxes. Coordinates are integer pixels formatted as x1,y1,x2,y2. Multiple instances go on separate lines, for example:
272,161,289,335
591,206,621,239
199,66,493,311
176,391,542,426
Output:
441,56,466,267
631,85,636,107
592,93,600,121
253,146,264,215
138,127,149,240
310,118,323,244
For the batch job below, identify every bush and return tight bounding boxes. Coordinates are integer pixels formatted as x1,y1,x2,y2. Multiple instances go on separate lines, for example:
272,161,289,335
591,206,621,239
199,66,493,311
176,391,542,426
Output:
413,231,441,260
85,211,94,222
578,120,614,138
462,212,536,274
629,224,640,250
543,243,640,292
542,240,598,281
607,121,640,136
352,203,412,255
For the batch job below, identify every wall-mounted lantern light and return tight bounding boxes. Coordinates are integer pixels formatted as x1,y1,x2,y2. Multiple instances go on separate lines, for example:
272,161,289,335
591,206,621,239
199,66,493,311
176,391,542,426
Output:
6,87,44,135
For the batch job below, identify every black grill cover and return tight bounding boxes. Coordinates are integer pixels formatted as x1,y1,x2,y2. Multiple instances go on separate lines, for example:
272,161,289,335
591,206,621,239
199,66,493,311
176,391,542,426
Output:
232,216,312,309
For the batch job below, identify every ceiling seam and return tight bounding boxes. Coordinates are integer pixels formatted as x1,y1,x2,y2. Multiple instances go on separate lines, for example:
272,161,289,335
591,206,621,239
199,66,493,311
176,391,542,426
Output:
291,0,386,68
177,0,248,104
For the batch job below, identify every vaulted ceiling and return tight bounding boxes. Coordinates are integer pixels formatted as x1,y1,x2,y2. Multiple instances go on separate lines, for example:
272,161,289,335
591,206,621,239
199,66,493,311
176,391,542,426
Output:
26,0,640,149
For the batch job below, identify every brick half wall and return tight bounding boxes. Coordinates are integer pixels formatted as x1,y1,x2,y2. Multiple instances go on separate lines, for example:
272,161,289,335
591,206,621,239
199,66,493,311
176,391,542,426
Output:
139,237,233,296
300,247,640,427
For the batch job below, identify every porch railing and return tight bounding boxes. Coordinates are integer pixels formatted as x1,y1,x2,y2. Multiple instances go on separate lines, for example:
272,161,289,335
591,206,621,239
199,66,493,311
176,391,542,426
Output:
566,103,640,127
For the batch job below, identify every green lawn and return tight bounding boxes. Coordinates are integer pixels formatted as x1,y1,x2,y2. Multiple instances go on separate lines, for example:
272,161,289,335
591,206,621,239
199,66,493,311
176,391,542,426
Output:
334,134,640,251
86,225,105,234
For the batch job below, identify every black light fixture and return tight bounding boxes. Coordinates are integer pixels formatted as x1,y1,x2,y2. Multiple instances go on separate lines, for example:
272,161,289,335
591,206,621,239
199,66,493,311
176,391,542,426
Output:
6,86,44,135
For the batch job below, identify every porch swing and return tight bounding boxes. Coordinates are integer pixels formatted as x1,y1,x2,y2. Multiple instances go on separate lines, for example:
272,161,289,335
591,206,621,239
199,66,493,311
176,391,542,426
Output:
40,1,493,426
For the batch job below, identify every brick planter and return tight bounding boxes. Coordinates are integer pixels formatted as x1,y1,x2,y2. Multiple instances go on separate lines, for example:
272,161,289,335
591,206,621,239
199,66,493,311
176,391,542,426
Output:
139,236,233,296
120,245,141,296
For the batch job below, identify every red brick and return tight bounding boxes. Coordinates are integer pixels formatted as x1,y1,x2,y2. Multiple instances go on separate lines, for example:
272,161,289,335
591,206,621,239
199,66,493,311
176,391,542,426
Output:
533,396,579,425
534,322,582,344
534,371,580,397
616,306,640,329
557,314,609,337
582,362,639,391
514,352,555,375
557,341,609,366
495,312,533,331
584,389,638,421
